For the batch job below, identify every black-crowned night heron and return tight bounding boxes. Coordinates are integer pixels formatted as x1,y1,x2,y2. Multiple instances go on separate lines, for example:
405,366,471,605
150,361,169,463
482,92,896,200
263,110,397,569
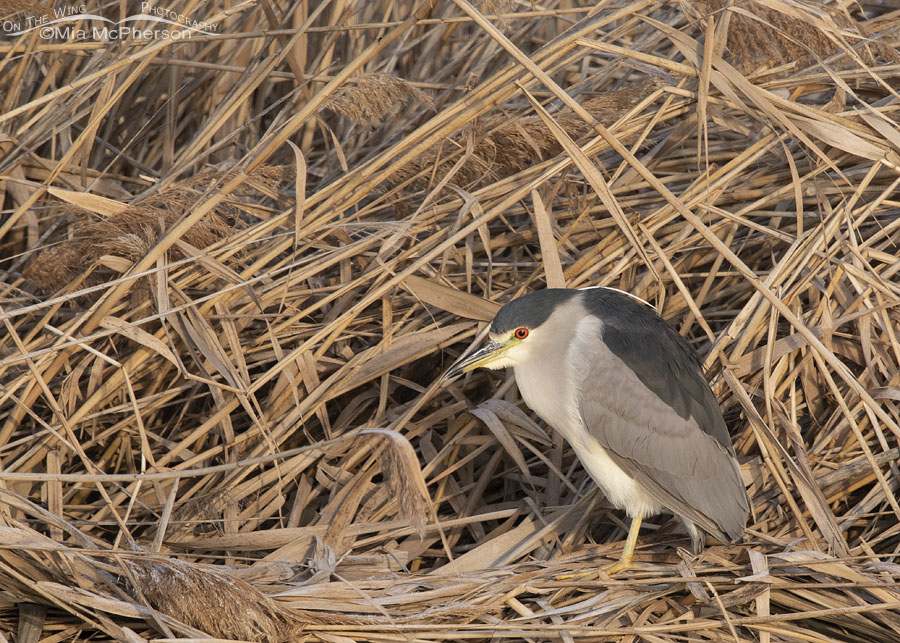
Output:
445,287,748,574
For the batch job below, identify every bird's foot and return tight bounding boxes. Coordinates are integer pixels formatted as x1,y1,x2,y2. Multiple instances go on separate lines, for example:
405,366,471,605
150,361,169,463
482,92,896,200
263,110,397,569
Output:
555,556,633,581
555,569,594,581
556,517,641,580
601,557,634,575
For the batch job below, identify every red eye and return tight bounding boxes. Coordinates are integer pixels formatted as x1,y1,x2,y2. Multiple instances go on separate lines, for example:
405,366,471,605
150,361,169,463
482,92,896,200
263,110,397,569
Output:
514,327,529,340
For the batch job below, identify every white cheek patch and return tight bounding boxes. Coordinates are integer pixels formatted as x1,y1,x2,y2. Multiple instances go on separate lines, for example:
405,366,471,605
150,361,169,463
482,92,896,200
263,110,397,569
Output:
485,334,529,369
485,360,511,371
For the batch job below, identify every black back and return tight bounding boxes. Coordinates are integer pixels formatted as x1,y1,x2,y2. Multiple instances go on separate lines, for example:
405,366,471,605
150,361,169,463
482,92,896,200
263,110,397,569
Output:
581,288,733,454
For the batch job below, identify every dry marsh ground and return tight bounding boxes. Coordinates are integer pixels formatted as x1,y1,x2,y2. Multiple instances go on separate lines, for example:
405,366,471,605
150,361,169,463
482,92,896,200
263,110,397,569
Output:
1,0,900,641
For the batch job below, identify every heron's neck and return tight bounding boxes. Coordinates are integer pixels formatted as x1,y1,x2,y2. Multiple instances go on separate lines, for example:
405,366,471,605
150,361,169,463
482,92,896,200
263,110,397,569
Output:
512,299,590,437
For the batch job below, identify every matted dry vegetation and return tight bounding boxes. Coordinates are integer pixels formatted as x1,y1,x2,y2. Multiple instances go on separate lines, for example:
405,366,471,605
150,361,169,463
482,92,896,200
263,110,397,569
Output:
1,0,900,640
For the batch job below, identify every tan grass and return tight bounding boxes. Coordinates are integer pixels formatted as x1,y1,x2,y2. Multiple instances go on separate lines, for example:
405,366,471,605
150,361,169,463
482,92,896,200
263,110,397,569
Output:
390,79,665,190
23,206,230,293
21,165,295,293
126,557,304,642
2,0,900,641
0,0,47,19
687,0,900,71
320,72,434,129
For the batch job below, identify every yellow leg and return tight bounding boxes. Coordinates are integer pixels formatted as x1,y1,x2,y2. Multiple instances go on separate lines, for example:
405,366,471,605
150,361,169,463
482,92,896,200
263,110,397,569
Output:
556,516,642,580
602,515,642,575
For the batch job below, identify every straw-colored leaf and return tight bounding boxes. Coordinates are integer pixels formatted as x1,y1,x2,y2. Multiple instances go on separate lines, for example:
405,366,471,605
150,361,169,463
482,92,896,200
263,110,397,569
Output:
46,188,127,216
3,0,900,640
402,275,501,321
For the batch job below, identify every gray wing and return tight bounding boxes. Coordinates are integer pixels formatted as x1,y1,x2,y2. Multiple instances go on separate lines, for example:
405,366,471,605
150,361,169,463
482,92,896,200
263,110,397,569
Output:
577,290,748,541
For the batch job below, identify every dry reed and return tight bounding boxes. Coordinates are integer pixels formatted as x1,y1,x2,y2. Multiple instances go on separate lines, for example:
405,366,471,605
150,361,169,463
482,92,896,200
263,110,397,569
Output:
0,0,47,19
686,0,900,71
2,0,900,641
320,72,434,129
126,557,302,642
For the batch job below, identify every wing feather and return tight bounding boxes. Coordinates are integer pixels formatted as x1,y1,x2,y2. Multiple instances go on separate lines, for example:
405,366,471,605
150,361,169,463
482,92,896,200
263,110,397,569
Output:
576,290,748,541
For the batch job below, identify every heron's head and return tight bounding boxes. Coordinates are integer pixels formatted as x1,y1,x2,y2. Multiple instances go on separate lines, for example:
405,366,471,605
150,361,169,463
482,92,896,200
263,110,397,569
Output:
444,289,580,378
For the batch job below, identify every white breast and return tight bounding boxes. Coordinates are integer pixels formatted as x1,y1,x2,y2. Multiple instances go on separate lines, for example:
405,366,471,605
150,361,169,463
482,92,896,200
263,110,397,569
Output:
513,307,663,519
